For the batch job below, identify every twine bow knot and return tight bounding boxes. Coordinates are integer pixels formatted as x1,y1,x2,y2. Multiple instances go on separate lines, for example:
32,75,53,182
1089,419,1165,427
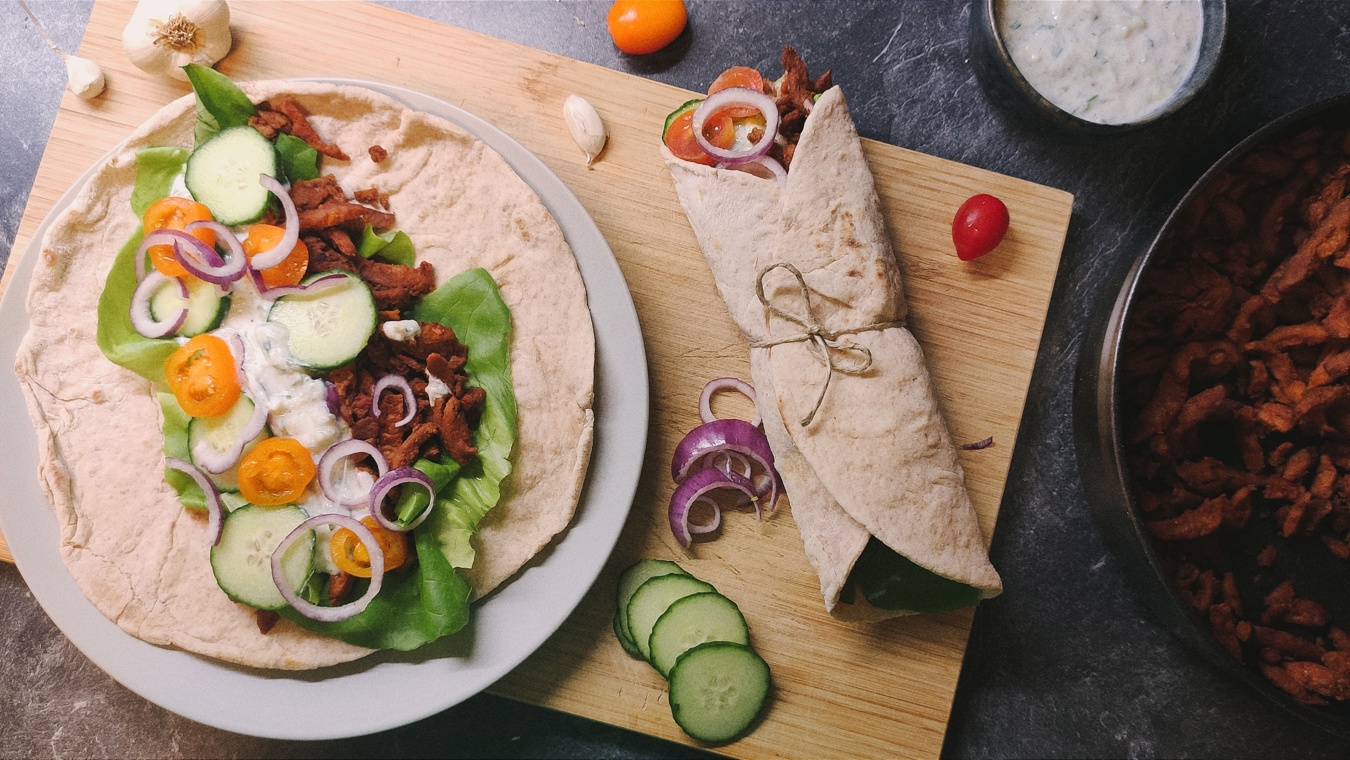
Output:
750,262,898,427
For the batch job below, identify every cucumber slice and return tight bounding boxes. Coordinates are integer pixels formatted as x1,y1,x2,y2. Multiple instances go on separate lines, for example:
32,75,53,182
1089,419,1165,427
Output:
185,125,278,226
210,504,313,610
668,642,770,744
266,271,377,371
188,393,268,492
614,609,643,659
626,573,715,662
649,592,750,678
149,276,231,337
662,98,703,141
615,559,689,654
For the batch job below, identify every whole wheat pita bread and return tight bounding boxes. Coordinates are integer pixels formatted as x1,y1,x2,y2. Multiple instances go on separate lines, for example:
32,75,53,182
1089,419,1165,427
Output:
13,81,594,669
663,87,999,621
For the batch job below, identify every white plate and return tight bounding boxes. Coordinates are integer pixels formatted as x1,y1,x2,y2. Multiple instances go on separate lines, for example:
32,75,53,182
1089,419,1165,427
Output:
0,79,648,740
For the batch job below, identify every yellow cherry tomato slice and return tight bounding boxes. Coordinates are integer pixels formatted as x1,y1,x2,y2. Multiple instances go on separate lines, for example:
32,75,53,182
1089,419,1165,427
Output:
237,438,316,506
163,334,241,418
143,197,217,278
606,0,687,55
242,224,309,288
330,516,409,578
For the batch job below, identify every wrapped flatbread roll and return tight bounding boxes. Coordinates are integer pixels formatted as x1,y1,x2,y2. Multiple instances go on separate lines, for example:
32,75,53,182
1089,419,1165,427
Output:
663,74,1000,621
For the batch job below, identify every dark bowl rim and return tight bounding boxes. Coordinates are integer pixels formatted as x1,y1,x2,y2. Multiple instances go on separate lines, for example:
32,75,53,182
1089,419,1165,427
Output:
976,0,1229,134
1076,90,1350,739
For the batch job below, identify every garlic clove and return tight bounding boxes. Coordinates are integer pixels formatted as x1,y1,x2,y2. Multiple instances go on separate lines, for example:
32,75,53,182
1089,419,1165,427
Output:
64,55,105,100
563,94,608,167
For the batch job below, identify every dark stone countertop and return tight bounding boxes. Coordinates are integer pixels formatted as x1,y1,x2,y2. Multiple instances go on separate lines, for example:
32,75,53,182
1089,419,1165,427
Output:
5,1,1350,757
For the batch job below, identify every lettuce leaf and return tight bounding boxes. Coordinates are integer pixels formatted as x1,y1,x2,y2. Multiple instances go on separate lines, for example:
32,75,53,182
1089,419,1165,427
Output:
184,63,257,145
275,132,319,183
281,527,471,650
95,229,180,382
357,224,416,266
158,392,206,510
130,147,189,218
413,268,516,569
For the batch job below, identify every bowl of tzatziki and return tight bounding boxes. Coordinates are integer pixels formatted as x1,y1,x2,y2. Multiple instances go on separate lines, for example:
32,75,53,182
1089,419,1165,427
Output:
970,0,1227,134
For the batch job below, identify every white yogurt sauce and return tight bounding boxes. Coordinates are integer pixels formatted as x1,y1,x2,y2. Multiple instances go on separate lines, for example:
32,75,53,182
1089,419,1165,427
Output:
996,0,1204,125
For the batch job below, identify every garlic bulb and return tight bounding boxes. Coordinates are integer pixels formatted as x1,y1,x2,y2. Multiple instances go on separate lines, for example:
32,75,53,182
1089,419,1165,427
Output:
65,55,106,100
123,0,232,81
563,94,608,167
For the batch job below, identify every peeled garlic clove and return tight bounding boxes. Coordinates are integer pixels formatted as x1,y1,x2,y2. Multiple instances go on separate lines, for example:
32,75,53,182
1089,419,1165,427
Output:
64,55,105,100
563,94,607,167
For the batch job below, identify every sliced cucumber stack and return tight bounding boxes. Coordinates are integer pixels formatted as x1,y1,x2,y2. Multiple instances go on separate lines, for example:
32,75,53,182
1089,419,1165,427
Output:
149,277,230,337
211,504,312,610
266,271,377,370
185,125,278,226
613,559,770,744
614,558,689,655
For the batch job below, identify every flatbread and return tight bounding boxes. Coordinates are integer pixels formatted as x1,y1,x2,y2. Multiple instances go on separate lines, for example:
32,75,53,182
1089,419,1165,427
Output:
663,87,999,621
13,81,594,669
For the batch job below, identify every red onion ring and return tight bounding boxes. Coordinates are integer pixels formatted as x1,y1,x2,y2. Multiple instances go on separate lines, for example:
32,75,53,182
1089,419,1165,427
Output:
961,436,995,450
272,514,383,622
250,175,299,270
252,271,348,300
318,438,389,507
179,220,248,287
692,87,779,165
671,418,782,513
129,271,188,338
369,467,436,532
371,374,417,428
164,457,224,546
698,377,760,427
669,467,758,547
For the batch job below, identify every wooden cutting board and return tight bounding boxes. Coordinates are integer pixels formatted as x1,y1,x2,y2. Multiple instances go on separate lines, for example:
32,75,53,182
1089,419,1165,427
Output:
0,1,1071,756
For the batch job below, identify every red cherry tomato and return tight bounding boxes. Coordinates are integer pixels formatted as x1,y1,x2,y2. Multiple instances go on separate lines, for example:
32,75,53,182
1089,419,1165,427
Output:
952,194,1010,261
607,0,688,55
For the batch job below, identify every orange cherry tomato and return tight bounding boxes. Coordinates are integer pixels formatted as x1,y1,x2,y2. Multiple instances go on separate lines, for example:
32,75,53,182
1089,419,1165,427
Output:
237,438,316,506
330,516,409,578
607,0,687,55
142,197,217,278
242,224,309,288
663,108,735,166
163,334,241,418
708,66,767,118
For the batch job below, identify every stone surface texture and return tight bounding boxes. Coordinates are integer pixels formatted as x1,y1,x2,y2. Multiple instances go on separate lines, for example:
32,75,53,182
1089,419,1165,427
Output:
4,1,1350,758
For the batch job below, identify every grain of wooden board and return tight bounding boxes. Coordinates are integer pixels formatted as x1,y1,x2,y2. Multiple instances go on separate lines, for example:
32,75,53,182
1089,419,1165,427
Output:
1,1,1071,756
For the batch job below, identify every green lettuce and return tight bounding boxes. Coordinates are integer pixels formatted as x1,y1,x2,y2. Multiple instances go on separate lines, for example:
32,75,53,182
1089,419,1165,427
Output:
357,223,416,266
130,147,189,218
183,63,257,145
275,132,319,184
413,268,517,569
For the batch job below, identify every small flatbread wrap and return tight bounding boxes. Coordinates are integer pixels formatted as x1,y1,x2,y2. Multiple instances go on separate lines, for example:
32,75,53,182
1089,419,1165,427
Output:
663,85,1000,621
14,80,594,668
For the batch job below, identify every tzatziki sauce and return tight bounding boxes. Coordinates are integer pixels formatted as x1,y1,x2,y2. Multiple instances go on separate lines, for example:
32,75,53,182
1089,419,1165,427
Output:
996,0,1204,125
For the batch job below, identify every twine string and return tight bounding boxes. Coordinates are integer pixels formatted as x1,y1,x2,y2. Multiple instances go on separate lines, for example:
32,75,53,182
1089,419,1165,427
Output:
749,262,896,426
